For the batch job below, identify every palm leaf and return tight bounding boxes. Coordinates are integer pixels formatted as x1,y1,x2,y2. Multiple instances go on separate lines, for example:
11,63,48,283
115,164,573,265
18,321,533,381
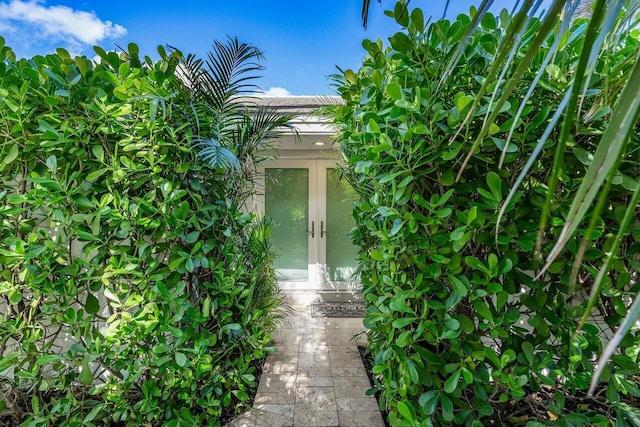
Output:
191,136,241,172
499,2,581,169
178,36,263,116
447,0,536,146
538,50,640,275
456,0,568,182
532,0,608,259
438,0,495,91
362,0,376,29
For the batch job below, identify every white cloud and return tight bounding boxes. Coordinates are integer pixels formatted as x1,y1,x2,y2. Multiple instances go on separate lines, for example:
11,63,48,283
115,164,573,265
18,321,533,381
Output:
0,0,126,52
262,86,292,97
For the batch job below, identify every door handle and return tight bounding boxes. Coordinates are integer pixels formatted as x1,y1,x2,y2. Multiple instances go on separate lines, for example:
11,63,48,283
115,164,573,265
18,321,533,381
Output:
307,221,314,238
321,221,325,238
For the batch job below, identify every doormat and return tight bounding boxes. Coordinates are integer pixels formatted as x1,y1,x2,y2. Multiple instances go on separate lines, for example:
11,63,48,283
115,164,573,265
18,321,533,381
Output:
311,302,366,318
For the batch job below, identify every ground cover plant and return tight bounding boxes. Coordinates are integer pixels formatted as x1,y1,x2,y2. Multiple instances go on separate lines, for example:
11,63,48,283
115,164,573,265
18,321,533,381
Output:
333,1,640,425
0,37,289,426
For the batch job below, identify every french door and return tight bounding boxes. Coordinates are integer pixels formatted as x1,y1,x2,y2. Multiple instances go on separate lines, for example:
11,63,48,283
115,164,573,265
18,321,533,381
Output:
261,160,359,290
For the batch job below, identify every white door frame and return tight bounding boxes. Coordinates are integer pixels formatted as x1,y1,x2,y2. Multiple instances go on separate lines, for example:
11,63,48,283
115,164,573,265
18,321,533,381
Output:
259,160,319,290
259,159,357,291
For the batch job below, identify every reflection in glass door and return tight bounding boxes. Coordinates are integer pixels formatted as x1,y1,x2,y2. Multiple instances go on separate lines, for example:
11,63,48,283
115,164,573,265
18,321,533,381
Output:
319,163,359,287
263,160,358,290
265,165,315,284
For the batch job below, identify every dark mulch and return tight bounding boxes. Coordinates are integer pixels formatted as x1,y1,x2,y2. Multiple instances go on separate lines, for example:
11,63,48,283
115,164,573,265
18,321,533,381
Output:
0,356,267,427
220,355,266,425
357,346,640,426
358,346,391,427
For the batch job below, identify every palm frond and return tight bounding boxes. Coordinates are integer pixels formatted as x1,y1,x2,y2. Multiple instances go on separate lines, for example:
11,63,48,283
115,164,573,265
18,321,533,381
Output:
499,1,580,169
178,36,264,116
438,0,496,90
203,37,263,113
191,136,241,172
362,0,375,29
456,0,568,182
538,49,640,276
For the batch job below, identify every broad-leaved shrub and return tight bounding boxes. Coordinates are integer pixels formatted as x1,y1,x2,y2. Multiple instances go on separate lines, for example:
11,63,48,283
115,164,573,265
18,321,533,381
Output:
0,39,286,426
333,4,640,426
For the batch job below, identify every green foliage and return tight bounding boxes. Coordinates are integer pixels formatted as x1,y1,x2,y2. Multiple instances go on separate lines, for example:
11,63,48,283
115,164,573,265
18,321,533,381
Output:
333,3,640,426
0,38,286,426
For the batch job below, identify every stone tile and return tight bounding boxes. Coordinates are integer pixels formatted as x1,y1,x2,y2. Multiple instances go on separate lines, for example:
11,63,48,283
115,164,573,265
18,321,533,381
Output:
253,408,294,426
333,377,371,389
257,373,297,393
284,319,302,329
326,318,363,328
338,333,362,346
336,397,380,411
301,318,329,328
298,332,327,343
332,366,367,377
293,409,339,427
254,391,296,405
262,362,298,375
329,352,361,362
270,344,298,353
325,334,347,345
296,374,334,387
298,342,329,352
327,345,360,354
334,383,371,398
299,350,329,359
275,334,301,346
298,351,330,368
338,410,386,427
262,354,297,374
296,386,336,410
297,338,329,348
224,411,261,427
328,356,364,368
248,294,384,427
253,404,294,418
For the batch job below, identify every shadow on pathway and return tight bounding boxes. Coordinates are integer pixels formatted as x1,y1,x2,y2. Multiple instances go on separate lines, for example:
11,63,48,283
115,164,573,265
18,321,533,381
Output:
225,292,384,427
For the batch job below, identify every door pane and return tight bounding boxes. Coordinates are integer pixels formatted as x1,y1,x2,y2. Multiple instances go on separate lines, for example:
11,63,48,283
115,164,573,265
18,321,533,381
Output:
265,168,309,281
325,169,358,282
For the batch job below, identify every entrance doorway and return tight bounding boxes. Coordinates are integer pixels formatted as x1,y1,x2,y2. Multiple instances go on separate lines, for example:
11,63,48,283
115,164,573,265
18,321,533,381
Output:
261,160,359,290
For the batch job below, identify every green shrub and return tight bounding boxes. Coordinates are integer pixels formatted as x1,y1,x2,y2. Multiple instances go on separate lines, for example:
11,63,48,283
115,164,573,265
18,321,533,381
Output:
333,3,640,426
0,38,286,426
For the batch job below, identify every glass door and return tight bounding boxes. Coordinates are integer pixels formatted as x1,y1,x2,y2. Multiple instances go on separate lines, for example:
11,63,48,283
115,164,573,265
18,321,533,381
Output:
264,160,318,288
262,160,358,290
317,160,360,290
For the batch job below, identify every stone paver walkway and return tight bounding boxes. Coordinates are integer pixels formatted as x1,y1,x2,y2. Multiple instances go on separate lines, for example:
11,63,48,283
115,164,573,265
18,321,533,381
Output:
225,292,385,427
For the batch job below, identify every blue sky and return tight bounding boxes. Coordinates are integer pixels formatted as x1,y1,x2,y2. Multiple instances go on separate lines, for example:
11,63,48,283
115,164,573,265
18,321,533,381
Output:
0,1,520,95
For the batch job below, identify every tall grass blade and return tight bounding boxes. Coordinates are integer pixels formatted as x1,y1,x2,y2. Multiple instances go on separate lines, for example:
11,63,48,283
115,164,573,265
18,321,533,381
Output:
456,0,567,182
499,1,578,168
448,0,534,146
438,0,494,90
496,91,571,235
538,52,640,275
576,0,626,119
568,158,619,288
589,288,640,396
577,182,640,345
534,0,607,258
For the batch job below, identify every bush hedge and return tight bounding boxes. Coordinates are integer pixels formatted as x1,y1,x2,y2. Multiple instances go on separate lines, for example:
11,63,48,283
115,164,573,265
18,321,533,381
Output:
0,38,286,426
333,4,640,426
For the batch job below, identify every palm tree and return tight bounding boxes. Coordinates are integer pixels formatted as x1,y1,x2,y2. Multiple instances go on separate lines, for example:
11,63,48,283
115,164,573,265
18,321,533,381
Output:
174,36,295,202
359,0,639,397
172,37,295,333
